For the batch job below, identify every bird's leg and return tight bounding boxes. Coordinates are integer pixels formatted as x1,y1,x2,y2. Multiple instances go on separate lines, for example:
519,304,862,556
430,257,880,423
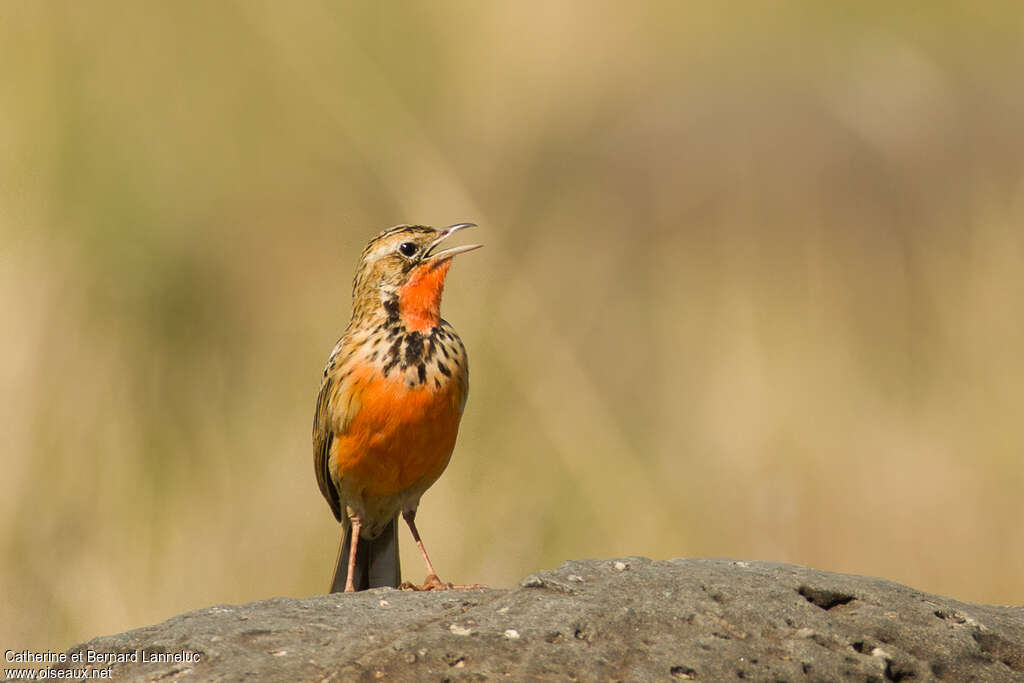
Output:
345,517,362,593
397,510,484,591
401,509,442,586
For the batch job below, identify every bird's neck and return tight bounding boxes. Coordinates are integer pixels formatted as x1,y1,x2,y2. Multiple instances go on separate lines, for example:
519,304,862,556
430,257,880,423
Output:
395,260,451,333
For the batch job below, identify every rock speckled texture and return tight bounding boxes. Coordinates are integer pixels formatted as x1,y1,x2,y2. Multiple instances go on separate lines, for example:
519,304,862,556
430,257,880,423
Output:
56,558,1024,681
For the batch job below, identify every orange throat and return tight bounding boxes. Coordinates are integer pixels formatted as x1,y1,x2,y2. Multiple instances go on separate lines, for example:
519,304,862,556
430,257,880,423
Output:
397,259,451,331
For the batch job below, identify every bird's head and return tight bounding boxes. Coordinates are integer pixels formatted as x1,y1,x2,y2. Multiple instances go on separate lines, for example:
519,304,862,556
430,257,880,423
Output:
351,223,481,331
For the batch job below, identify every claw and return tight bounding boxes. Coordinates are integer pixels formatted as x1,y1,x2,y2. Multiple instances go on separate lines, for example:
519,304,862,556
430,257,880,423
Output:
397,574,485,591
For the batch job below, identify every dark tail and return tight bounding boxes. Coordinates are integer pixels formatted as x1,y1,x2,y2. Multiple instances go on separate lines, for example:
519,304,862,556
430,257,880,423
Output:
329,517,401,592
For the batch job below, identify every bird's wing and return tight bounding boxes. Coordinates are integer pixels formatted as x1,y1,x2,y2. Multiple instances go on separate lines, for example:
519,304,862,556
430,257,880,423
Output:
313,340,361,523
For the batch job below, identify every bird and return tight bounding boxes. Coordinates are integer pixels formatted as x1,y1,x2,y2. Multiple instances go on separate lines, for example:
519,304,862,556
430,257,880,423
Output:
313,222,481,593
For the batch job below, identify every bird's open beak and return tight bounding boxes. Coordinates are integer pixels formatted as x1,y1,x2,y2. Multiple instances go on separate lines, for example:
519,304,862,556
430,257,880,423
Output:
423,222,482,263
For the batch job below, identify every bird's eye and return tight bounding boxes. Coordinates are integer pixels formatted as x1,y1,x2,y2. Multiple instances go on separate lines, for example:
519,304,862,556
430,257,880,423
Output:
398,242,418,258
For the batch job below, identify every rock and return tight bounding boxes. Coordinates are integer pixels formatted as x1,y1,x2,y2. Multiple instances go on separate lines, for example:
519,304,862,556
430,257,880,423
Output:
54,558,1024,681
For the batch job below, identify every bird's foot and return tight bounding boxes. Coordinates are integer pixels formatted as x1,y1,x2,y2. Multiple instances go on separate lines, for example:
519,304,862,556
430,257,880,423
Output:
398,574,485,591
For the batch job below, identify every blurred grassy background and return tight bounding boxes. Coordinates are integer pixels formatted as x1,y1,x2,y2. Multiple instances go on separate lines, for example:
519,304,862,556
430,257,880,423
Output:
3,0,1024,654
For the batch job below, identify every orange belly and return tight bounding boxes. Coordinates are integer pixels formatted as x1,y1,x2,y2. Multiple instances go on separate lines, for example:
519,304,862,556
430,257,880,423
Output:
332,369,464,499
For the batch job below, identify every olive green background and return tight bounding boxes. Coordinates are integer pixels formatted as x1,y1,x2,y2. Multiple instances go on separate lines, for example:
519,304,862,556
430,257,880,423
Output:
3,1,1023,654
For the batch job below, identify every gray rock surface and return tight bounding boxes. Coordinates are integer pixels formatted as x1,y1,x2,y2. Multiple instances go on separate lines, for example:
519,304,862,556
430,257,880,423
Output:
55,558,1024,681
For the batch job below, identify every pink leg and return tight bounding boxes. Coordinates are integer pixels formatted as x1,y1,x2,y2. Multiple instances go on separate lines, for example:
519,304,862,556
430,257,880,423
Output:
402,510,439,580
399,511,482,591
345,518,362,593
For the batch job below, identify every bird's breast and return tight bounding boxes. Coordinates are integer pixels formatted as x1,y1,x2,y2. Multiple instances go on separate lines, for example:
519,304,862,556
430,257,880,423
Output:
328,321,470,499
